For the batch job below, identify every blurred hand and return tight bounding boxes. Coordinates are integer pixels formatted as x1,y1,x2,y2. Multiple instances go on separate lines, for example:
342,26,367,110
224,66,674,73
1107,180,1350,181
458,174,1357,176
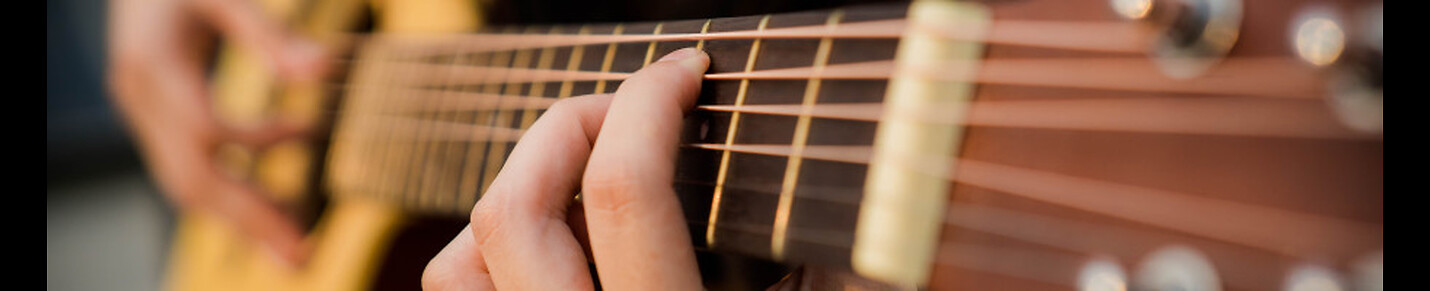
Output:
422,48,711,290
107,0,325,265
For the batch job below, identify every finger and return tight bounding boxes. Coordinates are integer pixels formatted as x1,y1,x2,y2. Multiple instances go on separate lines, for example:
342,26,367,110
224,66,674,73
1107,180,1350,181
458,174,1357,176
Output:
467,93,614,289
220,120,310,149
424,225,495,291
189,0,327,81
199,164,310,266
581,47,709,290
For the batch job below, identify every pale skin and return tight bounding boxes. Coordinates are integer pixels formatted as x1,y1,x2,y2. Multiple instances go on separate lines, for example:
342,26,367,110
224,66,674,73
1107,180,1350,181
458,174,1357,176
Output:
109,0,710,286
422,48,711,290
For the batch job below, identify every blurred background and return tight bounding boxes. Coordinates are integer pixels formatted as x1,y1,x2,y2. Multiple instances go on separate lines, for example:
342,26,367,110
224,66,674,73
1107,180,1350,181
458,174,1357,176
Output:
48,0,172,290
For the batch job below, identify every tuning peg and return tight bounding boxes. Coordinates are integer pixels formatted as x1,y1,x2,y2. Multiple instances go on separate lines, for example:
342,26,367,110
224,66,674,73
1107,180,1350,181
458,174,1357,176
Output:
1293,4,1382,133
1283,265,1347,291
1134,246,1222,291
1078,257,1129,291
1352,252,1383,291
1111,0,1243,78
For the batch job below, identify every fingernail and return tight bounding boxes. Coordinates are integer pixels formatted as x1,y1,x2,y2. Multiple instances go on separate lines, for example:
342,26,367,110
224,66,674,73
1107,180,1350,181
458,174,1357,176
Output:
657,47,709,74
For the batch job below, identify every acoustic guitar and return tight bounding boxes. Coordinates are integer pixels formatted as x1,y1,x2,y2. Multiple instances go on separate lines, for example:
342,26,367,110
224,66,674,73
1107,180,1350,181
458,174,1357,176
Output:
171,0,1383,289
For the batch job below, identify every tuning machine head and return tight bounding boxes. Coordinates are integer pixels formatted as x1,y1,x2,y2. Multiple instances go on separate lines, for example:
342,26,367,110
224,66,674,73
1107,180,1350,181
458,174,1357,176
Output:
1078,257,1129,291
1283,265,1347,291
1290,4,1382,133
1134,246,1221,291
1111,0,1243,78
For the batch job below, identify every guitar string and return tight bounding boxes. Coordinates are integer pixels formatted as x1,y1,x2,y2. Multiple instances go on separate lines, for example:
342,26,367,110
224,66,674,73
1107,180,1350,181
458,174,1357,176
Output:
682,143,1382,258
327,40,1375,291
354,18,1151,55
320,88,1368,140
324,40,1372,249
330,109,1382,262
331,56,1323,99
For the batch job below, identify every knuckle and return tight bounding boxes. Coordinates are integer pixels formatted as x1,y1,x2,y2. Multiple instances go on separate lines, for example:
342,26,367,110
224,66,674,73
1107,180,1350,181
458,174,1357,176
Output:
468,185,568,245
580,169,653,217
467,201,506,245
544,98,582,118
531,99,582,130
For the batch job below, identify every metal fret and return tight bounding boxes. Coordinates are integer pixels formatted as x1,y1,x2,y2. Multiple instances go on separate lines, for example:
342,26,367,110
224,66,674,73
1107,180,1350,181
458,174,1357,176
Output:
407,44,466,210
457,50,509,208
557,25,590,99
707,15,773,248
519,27,563,129
772,10,844,260
697,20,713,50
334,43,391,196
422,52,472,213
477,43,536,198
594,24,624,93
375,44,422,201
643,23,665,66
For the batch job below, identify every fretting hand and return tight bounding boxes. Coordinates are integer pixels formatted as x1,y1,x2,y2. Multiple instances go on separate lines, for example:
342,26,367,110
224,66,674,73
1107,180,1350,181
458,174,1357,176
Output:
422,48,711,290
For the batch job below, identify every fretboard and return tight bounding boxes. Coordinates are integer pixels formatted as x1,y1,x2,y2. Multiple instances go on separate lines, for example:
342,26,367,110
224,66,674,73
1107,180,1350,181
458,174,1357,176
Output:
325,3,911,271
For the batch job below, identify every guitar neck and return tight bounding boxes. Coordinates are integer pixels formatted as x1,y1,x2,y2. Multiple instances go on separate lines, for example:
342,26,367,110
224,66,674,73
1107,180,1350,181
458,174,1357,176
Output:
326,1,913,275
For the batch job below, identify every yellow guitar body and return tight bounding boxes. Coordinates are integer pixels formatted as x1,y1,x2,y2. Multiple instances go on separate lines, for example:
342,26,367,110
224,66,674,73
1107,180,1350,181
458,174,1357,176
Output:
166,0,480,289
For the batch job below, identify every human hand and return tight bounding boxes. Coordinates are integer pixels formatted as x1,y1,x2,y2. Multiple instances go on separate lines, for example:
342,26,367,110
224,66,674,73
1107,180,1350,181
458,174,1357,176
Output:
421,48,712,290
107,0,326,265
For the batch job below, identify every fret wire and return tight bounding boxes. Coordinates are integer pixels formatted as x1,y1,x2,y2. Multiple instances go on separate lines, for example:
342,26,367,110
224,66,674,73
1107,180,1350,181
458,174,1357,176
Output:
772,10,844,260
405,44,462,210
696,20,713,50
440,27,514,210
331,45,365,195
377,43,421,202
519,27,563,129
707,14,773,248
349,50,378,195
474,49,517,204
368,44,400,199
340,43,389,196
456,51,506,209
557,25,590,99
478,43,537,201
642,23,665,66
408,30,508,209
593,24,624,94
396,39,445,205
440,52,490,214
427,52,473,213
